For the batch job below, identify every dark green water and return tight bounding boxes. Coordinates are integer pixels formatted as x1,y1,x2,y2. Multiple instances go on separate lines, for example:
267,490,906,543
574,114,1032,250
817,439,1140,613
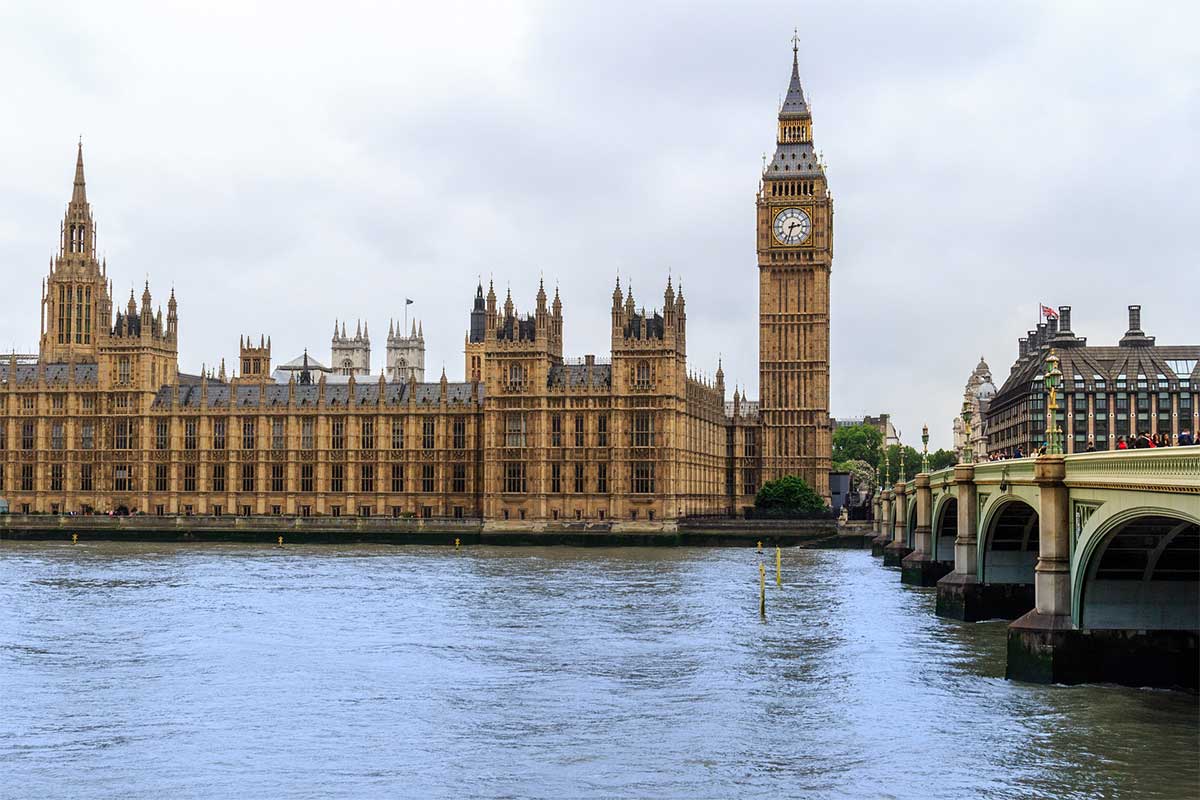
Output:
0,543,1196,799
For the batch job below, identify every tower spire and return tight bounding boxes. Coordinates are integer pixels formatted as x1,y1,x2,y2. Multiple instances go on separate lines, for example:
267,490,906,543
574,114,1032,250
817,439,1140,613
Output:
780,32,808,118
72,140,87,206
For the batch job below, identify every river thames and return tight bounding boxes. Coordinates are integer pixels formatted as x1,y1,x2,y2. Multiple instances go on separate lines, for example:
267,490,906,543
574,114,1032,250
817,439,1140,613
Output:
1,542,1196,799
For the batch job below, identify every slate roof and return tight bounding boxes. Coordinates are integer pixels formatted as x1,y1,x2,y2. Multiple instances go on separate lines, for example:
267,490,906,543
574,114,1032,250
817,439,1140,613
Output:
992,339,1200,410
624,311,665,340
150,380,484,409
765,141,823,178
0,362,99,385
779,50,808,119
548,363,612,389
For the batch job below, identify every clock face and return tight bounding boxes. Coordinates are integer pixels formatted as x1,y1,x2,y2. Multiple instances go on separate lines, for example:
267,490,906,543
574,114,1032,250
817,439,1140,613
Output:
773,208,811,245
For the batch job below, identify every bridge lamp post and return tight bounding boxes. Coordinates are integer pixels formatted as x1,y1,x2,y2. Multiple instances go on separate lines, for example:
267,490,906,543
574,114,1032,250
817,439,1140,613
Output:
960,400,973,465
1044,351,1063,455
921,424,929,473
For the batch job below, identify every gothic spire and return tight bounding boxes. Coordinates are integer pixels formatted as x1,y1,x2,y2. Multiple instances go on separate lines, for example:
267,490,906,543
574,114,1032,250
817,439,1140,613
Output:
72,140,87,206
780,30,808,118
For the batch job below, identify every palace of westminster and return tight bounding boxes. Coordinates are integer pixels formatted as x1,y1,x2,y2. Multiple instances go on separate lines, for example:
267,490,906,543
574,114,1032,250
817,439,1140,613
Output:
0,46,834,525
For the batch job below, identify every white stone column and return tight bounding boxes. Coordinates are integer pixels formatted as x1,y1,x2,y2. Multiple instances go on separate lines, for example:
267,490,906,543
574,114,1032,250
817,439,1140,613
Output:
1033,455,1070,616
954,464,978,576
892,483,908,545
914,474,932,557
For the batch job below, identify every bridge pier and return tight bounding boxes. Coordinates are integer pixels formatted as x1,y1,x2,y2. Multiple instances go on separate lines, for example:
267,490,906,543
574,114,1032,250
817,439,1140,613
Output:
935,463,1035,619
902,474,950,586
1005,455,1198,689
871,490,892,556
883,482,912,566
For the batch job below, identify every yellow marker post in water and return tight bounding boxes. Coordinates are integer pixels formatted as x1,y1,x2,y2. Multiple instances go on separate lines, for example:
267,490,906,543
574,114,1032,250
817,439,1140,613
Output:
776,546,782,586
277,535,284,547
757,540,763,553
759,562,766,618
455,537,460,551
72,533,78,545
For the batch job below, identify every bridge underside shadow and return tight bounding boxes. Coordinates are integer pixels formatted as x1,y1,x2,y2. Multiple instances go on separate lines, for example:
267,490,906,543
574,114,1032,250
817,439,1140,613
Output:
901,498,954,587
937,501,1037,621
1008,514,1199,690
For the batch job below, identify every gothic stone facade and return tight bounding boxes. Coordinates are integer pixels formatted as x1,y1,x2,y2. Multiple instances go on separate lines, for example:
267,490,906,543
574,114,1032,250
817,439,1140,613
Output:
0,48,833,524
756,40,833,498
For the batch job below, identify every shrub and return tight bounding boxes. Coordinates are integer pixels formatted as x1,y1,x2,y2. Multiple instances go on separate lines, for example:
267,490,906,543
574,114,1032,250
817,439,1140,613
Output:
754,475,828,514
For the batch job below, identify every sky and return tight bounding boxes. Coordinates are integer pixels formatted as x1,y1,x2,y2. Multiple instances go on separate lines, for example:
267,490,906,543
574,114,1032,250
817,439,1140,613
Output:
1,0,1196,450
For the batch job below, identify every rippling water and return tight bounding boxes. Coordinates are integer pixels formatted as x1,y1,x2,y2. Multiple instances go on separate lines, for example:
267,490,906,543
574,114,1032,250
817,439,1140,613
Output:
1,542,1196,799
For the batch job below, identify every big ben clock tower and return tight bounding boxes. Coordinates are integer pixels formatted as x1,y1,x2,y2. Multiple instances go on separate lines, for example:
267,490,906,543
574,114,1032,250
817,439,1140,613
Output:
757,36,833,499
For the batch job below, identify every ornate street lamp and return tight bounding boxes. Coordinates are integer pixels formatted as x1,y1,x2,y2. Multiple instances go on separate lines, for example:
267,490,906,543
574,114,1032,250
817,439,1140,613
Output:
921,424,930,473
960,399,974,465
899,444,906,482
1044,350,1063,455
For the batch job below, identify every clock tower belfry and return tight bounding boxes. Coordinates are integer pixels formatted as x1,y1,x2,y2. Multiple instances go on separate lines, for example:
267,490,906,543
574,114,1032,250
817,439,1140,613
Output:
756,36,833,499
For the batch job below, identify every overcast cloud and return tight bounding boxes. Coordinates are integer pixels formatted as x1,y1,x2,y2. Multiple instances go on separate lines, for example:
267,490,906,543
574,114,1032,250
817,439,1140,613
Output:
1,1,1196,450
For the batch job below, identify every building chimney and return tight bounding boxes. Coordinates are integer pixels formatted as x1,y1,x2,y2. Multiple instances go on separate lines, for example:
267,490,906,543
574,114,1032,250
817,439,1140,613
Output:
1018,337,1028,358
584,354,595,366
1047,315,1058,335
1058,306,1072,334
1119,303,1155,347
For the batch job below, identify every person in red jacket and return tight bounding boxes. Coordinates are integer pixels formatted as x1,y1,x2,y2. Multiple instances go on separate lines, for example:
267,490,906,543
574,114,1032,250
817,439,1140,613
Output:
1116,436,1128,450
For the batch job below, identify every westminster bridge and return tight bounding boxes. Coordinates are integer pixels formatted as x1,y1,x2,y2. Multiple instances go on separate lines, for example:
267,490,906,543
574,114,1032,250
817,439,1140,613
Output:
870,447,1199,689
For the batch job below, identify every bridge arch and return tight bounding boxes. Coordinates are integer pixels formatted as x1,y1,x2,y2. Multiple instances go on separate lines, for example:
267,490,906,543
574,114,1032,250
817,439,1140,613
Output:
1072,502,1200,630
978,496,1039,584
932,495,957,563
